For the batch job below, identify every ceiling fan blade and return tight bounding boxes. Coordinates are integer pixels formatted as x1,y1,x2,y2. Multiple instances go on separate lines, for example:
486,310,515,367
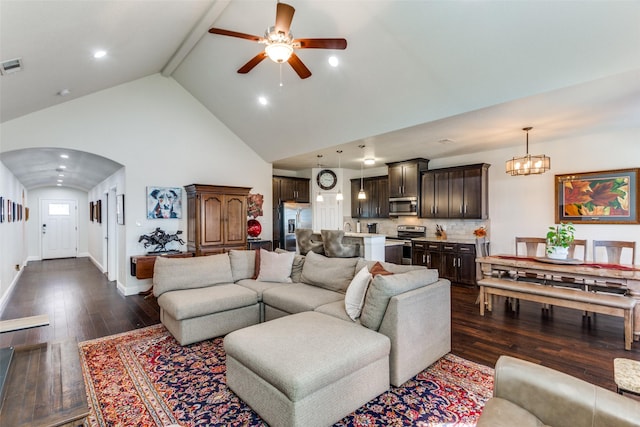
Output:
288,53,312,79
209,28,263,42
275,3,295,35
295,38,348,49
238,52,268,74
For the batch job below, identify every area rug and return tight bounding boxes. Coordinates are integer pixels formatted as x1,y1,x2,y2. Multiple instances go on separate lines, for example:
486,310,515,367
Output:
79,324,493,427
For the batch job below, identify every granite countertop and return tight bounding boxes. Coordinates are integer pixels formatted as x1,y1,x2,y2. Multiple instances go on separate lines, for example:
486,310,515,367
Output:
412,237,484,245
384,240,404,246
312,231,385,238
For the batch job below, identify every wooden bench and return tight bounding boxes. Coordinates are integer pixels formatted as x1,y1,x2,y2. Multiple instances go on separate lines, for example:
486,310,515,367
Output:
478,277,637,350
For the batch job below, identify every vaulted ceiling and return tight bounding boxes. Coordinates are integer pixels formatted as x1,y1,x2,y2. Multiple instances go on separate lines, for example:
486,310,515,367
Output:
1,0,639,189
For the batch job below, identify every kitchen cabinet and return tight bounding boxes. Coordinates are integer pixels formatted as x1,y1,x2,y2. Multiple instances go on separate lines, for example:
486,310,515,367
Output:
130,252,194,279
385,244,403,264
420,163,490,219
387,158,429,199
185,184,250,256
273,176,310,204
351,176,389,218
441,242,477,285
420,170,449,218
412,240,443,270
412,240,477,285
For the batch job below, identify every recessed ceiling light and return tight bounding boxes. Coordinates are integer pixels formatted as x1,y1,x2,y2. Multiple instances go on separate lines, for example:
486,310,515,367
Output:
57,179,63,183
59,165,66,169
364,158,376,166
328,56,339,67
58,173,64,177
60,154,69,159
93,50,107,59
57,89,71,96
56,183,62,186
258,96,268,106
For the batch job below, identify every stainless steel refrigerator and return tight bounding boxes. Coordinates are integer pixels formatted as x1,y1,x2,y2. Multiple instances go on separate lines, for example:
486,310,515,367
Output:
281,202,312,252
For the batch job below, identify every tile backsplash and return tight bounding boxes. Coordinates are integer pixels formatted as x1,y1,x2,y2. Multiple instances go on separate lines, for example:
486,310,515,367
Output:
344,216,489,240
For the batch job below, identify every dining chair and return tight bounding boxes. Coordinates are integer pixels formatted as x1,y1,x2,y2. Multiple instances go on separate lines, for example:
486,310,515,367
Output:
515,237,547,257
593,240,636,265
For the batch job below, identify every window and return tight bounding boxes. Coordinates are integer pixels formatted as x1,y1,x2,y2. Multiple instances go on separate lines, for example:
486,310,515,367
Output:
48,203,70,216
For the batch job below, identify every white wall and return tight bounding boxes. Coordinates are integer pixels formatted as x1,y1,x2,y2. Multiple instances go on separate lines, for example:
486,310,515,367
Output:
1,74,273,296
0,162,28,311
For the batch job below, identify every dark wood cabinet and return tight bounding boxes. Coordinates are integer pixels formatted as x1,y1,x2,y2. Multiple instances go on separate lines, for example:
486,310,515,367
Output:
273,176,310,204
413,240,477,285
420,170,449,218
385,244,403,264
420,163,489,219
247,240,272,251
412,240,443,270
351,176,389,218
185,184,250,256
387,158,429,199
441,242,477,285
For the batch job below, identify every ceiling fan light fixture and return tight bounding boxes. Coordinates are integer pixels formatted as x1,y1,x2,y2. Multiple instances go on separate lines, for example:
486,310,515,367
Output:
505,127,550,176
265,43,293,63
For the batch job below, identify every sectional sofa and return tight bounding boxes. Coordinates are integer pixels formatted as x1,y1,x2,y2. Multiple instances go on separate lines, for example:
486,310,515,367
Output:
153,249,451,426
153,249,451,385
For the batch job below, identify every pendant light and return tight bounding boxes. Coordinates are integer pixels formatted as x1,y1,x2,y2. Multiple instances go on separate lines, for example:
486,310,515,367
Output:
358,145,366,200
316,154,324,202
336,150,344,201
505,127,551,176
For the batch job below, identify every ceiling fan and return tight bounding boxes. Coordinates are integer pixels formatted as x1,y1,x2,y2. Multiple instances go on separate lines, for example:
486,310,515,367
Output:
208,2,347,79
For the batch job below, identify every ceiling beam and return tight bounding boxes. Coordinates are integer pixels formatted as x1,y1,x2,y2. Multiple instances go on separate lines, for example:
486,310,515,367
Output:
161,0,231,77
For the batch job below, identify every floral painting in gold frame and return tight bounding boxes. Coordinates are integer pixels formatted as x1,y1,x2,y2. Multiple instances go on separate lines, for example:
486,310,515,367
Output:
555,168,639,224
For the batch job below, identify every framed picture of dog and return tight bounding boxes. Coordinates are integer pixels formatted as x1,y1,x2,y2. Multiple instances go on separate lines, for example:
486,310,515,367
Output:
147,186,182,219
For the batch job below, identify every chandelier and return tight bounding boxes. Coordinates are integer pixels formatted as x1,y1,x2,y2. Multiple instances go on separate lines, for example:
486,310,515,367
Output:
505,127,550,176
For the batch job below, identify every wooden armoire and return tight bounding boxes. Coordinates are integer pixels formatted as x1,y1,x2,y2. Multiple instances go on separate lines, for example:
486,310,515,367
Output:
184,184,251,256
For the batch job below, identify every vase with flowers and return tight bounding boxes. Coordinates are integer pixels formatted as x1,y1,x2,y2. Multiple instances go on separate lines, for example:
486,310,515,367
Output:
545,222,575,259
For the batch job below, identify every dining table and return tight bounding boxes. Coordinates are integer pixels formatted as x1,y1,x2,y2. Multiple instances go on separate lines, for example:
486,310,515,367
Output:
476,255,640,343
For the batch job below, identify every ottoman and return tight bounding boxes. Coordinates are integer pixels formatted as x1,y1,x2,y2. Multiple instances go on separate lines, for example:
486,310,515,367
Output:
224,311,391,427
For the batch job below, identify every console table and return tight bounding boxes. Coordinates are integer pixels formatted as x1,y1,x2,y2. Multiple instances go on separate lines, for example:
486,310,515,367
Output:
130,251,194,280
477,255,640,345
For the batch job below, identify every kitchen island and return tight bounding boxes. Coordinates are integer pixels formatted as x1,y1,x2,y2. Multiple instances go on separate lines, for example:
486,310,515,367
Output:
310,232,386,261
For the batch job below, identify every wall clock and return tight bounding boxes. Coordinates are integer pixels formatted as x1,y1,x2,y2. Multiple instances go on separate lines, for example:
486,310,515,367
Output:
316,169,337,190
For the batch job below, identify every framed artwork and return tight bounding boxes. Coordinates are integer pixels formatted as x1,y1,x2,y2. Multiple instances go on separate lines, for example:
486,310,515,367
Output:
25,207,29,221
6,199,10,222
96,200,102,223
147,186,182,219
0,197,3,223
90,201,94,222
555,168,639,224
116,194,125,225
12,202,15,222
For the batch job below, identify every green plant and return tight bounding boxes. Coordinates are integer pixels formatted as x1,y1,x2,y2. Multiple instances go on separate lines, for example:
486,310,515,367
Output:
546,222,575,253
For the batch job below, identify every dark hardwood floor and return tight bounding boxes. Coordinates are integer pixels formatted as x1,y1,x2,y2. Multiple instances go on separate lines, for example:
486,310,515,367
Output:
1,258,638,395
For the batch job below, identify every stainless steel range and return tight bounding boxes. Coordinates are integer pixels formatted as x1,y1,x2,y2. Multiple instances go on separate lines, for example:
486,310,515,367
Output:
387,225,426,264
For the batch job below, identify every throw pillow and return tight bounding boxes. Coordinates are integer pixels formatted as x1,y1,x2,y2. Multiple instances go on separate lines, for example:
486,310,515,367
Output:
275,248,305,282
344,266,372,321
228,249,256,282
370,261,393,276
256,249,295,283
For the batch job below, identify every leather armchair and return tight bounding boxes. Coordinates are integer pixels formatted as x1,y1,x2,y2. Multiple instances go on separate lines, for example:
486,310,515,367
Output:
477,356,640,427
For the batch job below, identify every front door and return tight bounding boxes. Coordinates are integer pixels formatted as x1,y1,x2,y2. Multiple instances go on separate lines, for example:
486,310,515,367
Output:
41,199,78,259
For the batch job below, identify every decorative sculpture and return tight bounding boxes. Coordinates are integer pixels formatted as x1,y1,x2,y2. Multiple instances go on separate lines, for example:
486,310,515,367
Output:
138,228,185,253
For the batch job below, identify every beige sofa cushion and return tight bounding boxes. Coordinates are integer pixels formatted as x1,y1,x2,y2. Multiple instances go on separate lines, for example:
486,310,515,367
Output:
228,250,256,282
344,266,372,320
153,253,233,297
256,249,295,282
263,283,344,314
158,284,258,320
300,251,358,293
360,268,439,331
275,248,305,282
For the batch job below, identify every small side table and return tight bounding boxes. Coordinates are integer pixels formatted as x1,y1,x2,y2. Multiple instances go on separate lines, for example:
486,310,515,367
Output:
613,358,640,396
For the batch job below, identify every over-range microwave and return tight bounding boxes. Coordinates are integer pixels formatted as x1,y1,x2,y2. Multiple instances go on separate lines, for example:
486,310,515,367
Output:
389,197,418,216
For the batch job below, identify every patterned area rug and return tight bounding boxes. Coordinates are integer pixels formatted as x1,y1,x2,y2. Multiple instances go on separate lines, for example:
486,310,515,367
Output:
80,324,493,427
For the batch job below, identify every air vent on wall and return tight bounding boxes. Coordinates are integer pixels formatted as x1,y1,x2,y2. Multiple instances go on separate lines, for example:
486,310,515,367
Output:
0,58,23,75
